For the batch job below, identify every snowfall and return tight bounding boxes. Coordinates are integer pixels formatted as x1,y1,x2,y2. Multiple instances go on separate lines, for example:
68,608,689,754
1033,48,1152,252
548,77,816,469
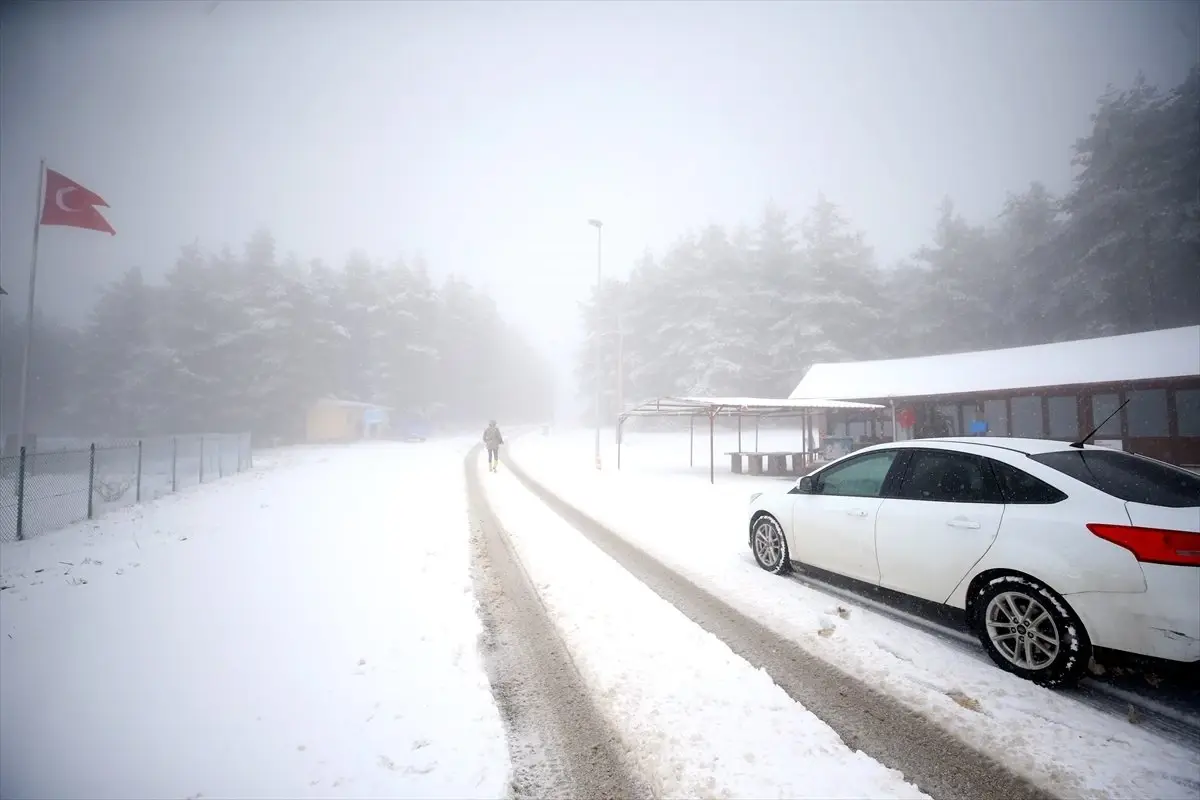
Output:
1,430,1197,799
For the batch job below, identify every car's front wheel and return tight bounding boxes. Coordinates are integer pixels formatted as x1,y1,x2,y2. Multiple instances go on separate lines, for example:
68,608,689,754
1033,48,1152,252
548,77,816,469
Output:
751,514,791,575
973,574,1090,687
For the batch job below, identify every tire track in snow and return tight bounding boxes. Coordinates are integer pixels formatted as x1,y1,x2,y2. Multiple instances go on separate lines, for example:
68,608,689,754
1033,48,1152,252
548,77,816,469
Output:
464,447,647,800
503,452,1053,800
781,567,1200,747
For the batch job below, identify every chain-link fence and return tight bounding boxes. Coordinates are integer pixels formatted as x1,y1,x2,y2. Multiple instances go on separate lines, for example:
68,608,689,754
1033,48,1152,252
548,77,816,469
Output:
0,433,252,543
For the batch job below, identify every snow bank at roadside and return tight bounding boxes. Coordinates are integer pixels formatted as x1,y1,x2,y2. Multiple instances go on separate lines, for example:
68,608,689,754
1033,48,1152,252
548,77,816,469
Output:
1,441,509,800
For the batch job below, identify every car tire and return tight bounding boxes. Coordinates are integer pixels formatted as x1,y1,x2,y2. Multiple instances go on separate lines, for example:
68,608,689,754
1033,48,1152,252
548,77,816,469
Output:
972,574,1090,687
750,513,792,575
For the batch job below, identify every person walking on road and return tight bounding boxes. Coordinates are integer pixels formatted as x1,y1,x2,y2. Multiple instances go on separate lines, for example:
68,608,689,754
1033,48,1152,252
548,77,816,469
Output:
483,420,504,472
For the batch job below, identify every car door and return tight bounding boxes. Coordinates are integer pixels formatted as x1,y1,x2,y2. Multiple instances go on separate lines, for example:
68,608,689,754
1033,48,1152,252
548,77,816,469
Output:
789,448,904,584
873,448,1006,603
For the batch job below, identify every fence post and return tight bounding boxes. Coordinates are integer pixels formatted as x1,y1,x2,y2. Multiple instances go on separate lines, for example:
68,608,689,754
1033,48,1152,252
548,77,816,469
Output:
171,437,178,493
15,447,27,541
247,432,253,469
199,436,205,484
218,435,225,479
87,443,96,520
136,440,143,503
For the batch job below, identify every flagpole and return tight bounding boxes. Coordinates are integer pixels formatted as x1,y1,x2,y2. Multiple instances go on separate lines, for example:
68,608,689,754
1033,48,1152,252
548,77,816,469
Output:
15,158,46,454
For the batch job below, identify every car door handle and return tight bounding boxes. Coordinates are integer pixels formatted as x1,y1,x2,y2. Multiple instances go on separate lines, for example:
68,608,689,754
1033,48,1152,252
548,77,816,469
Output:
847,509,869,518
947,519,981,530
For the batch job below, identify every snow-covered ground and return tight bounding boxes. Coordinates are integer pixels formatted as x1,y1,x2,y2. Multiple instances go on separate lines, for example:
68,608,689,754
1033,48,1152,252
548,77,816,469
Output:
480,453,928,799
0,442,509,800
511,429,1200,800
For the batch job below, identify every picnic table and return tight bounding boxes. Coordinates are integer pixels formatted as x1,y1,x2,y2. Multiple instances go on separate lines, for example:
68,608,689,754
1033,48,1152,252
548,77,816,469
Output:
725,450,819,477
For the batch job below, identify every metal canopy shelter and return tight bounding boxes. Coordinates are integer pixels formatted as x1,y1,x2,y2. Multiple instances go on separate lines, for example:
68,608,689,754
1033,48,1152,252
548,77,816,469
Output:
616,396,885,484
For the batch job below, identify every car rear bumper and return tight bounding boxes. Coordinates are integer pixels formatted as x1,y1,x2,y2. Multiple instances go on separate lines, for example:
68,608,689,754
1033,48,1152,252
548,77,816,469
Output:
1065,564,1200,663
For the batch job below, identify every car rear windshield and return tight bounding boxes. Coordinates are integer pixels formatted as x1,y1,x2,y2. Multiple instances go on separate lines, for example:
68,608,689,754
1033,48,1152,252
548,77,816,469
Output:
1030,450,1200,508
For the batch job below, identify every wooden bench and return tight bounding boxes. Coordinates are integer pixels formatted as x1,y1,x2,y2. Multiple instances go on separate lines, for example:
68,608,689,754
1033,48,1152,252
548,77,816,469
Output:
725,451,817,477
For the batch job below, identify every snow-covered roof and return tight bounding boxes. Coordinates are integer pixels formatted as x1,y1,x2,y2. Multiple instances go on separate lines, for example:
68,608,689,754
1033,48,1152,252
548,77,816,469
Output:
621,395,883,419
789,325,1200,402
315,397,392,410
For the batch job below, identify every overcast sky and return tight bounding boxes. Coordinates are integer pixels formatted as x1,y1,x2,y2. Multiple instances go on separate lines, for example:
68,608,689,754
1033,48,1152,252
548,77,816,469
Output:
1,0,1195,388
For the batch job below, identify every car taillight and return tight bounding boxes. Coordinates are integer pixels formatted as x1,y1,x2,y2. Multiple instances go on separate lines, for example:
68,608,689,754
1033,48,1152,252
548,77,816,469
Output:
1087,523,1200,567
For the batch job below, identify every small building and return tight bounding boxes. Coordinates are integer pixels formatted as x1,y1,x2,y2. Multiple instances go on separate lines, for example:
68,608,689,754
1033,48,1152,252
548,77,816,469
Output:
305,398,391,444
789,325,1200,468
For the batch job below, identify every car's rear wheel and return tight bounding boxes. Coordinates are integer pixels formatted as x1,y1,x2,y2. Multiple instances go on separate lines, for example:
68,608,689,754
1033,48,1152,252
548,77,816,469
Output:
751,514,791,575
972,574,1090,687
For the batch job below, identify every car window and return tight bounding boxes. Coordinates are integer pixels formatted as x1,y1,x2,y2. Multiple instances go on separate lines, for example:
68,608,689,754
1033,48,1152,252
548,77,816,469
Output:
895,449,1003,504
988,459,1067,504
814,451,899,498
1030,450,1200,508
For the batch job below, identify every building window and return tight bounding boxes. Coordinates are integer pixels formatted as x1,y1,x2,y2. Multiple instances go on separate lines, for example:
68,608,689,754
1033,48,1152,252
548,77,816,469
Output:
1011,395,1043,437
1090,393,1122,437
937,405,961,436
962,403,988,435
1127,389,1169,437
1176,389,1200,437
1047,396,1079,439
983,399,1009,436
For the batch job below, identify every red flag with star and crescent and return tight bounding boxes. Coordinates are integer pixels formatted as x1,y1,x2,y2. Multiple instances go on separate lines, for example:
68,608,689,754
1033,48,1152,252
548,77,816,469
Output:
39,168,115,235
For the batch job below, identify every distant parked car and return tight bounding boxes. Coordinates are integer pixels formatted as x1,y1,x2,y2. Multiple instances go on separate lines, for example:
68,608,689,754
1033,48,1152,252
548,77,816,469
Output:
747,437,1200,686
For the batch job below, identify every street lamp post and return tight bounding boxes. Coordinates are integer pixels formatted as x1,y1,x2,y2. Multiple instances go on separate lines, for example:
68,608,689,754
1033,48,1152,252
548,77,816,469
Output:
587,218,603,470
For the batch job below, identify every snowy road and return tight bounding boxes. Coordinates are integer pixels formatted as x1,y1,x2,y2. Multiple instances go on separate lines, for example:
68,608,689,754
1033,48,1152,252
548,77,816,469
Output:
463,446,645,799
494,449,1047,800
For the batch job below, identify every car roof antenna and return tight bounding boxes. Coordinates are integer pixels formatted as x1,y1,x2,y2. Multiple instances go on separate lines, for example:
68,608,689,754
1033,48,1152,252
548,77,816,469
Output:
1070,399,1129,449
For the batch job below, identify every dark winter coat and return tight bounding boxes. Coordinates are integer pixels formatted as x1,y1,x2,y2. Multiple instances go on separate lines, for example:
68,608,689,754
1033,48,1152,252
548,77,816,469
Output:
483,425,504,448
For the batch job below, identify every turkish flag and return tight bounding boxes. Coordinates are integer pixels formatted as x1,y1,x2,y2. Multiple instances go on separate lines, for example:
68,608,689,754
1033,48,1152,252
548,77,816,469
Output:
39,168,115,235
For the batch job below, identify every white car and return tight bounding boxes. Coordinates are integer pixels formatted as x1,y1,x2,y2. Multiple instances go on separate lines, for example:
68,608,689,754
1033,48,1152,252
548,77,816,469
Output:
747,437,1200,686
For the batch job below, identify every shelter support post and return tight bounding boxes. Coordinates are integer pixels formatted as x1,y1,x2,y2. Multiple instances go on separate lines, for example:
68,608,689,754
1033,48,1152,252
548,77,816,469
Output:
890,398,897,442
700,410,710,484
804,410,812,463
737,415,742,452
689,415,694,467
617,416,624,470
755,417,759,450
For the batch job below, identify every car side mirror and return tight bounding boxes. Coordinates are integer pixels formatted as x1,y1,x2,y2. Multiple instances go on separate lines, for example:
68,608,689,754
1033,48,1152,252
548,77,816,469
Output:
794,475,816,494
